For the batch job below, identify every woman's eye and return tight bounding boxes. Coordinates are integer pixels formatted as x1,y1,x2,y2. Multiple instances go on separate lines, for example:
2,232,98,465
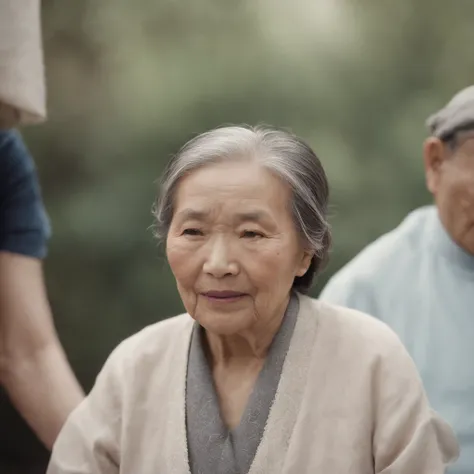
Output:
242,230,264,239
182,228,203,236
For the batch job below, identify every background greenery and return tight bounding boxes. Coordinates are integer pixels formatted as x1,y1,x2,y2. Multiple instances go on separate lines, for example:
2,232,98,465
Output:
3,0,474,471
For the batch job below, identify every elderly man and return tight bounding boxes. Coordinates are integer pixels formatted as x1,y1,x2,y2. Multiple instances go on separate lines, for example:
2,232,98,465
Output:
0,0,84,459
320,86,474,474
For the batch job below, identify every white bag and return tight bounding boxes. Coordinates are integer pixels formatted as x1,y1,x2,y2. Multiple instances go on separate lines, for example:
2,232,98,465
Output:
0,0,46,127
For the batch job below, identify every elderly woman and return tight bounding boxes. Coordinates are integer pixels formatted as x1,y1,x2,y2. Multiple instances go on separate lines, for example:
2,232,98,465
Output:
48,125,459,473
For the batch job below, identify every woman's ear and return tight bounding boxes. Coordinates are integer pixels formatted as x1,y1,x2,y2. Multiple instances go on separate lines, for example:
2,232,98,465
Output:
296,250,314,277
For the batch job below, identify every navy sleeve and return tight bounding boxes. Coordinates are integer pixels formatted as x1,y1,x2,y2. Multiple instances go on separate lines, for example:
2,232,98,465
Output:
0,129,51,259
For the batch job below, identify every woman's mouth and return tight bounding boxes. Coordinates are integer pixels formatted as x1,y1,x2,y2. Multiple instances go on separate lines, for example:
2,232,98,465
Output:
202,290,247,303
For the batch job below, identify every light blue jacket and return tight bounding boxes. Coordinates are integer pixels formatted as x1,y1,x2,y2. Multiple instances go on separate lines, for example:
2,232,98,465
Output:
320,206,474,474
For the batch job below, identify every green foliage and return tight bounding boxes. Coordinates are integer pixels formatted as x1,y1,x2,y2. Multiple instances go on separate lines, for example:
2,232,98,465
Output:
29,0,474,383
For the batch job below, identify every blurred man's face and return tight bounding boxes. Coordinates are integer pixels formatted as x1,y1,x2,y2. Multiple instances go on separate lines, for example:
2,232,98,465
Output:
424,131,474,255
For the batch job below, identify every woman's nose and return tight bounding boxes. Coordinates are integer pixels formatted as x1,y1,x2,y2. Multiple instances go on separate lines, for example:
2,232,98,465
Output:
202,237,239,278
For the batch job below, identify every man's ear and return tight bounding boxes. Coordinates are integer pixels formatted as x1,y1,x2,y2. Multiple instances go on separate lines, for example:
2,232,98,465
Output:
423,137,447,194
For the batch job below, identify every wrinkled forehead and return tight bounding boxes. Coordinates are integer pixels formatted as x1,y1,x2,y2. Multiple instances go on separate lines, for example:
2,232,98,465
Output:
173,207,280,228
451,130,474,156
172,161,293,221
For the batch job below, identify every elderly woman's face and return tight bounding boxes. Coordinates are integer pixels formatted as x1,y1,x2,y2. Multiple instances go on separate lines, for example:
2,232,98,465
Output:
166,160,312,335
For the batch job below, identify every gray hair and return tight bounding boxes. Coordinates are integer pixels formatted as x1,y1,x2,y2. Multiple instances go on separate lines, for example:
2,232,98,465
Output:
152,125,331,293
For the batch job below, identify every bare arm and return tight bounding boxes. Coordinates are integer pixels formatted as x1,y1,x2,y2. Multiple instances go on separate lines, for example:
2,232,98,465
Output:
0,251,84,449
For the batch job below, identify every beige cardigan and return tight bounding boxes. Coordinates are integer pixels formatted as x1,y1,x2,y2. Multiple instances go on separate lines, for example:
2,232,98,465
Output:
0,0,46,126
47,294,459,473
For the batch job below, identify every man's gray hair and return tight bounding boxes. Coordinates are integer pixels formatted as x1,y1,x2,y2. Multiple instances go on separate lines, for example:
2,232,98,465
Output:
152,125,331,293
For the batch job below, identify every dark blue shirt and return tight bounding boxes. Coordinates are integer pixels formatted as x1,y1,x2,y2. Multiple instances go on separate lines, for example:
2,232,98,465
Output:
0,129,50,259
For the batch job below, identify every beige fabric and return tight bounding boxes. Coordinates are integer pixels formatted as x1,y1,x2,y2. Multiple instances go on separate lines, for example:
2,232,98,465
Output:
47,294,459,474
0,0,46,127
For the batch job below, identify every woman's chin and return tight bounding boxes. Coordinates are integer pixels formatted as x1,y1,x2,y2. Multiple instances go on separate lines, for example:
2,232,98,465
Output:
195,311,253,336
